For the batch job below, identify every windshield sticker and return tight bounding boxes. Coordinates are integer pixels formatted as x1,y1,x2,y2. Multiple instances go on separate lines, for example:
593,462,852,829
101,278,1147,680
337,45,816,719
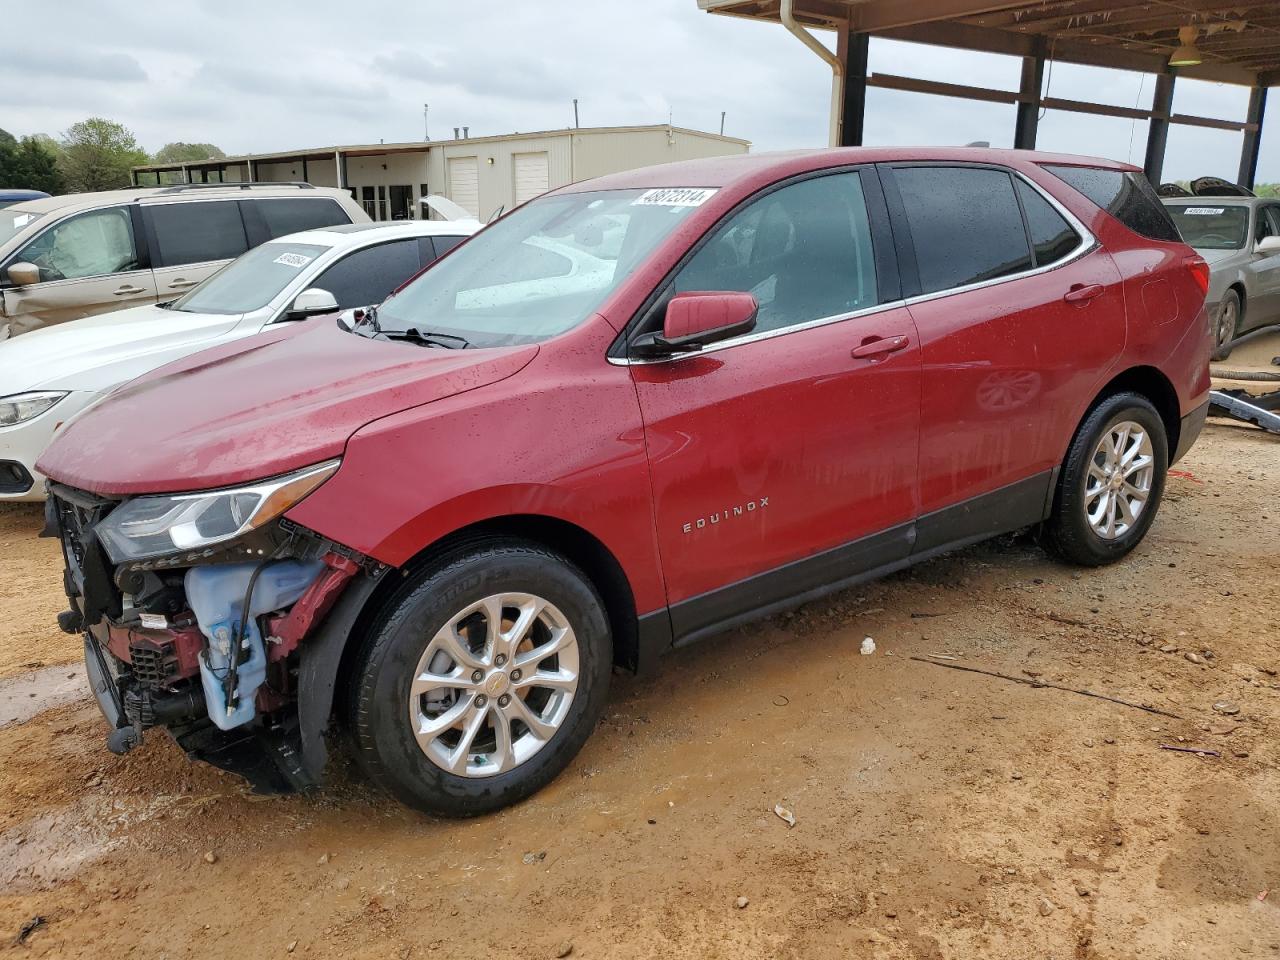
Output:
632,187,718,208
12,214,33,227
1183,207,1226,216
273,252,313,268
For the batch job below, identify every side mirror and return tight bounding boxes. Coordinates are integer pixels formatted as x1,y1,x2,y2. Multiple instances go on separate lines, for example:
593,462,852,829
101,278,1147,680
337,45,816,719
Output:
6,262,40,286
632,291,758,359
285,287,338,320
1255,235,1280,256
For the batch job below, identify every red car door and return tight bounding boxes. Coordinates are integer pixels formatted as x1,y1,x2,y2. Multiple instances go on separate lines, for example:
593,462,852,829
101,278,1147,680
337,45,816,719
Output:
883,164,1127,551
625,169,921,640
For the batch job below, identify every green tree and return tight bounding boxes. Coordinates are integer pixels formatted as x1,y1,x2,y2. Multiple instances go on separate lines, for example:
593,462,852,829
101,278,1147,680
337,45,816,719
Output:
0,128,16,149
0,134,63,193
57,117,149,192
12,137,65,193
153,142,225,164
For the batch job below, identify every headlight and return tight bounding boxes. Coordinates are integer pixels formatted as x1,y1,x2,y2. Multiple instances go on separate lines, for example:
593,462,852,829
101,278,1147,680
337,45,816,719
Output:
96,460,340,563
0,391,67,427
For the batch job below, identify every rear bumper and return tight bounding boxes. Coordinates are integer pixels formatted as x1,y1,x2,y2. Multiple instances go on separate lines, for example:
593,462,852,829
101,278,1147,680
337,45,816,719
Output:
1172,400,1209,465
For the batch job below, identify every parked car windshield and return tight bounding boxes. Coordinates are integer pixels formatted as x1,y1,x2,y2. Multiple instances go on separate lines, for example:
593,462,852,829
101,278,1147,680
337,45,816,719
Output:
1164,204,1250,250
375,188,706,346
0,208,43,248
169,241,330,315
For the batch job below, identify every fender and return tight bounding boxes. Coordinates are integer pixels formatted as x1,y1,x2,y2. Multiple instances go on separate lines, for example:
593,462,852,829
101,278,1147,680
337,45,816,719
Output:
296,568,388,785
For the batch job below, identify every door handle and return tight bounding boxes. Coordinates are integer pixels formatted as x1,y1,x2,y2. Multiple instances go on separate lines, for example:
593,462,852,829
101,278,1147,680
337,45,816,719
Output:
1064,283,1104,304
851,334,910,360
167,279,199,289
113,285,146,296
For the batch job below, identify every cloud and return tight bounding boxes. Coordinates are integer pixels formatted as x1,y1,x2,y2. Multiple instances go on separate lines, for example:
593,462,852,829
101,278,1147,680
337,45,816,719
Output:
0,45,147,84
0,0,1272,182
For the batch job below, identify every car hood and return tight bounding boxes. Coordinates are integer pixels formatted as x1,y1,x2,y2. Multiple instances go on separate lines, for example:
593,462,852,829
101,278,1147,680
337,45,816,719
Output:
37,318,538,495
0,303,246,393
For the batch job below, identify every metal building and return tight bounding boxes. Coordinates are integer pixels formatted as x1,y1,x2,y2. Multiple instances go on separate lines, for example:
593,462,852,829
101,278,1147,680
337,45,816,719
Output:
132,125,750,222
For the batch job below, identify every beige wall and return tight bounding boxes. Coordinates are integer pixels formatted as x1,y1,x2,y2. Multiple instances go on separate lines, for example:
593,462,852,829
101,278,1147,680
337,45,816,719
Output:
343,152,432,219
426,134,573,221
571,128,748,182
135,128,748,218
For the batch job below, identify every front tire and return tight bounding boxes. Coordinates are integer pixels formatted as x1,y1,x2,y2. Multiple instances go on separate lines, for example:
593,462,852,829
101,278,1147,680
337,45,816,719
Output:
1211,289,1241,362
350,540,612,816
1043,392,1168,567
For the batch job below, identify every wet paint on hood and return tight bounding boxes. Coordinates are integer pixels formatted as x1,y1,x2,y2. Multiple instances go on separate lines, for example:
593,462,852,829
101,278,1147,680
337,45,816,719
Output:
36,318,538,495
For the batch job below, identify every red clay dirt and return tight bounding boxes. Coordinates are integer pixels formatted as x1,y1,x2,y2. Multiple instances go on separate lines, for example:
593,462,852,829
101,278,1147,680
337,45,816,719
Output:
0,421,1276,959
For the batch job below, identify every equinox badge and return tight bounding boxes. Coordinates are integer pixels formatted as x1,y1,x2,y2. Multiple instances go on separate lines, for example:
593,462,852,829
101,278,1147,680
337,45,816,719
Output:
683,497,769,534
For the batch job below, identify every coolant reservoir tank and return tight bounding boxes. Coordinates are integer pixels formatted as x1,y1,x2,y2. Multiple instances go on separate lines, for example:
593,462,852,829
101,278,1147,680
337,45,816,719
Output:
186,560,325,730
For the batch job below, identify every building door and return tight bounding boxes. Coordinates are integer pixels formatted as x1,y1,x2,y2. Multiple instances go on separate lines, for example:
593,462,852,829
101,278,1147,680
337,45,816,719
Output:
389,185,413,220
513,152,550,205
449,157,480,218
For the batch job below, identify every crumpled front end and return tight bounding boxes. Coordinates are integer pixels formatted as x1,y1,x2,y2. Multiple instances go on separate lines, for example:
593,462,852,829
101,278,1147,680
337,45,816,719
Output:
45,480,379,793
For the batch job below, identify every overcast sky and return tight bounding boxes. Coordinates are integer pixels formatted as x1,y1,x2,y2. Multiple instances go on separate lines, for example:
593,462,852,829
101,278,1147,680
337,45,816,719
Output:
6,0,1276,184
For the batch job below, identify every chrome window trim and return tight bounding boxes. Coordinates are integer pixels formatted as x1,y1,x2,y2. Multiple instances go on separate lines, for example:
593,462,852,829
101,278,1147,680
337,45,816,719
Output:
608,298,908,366
610,168,1096,367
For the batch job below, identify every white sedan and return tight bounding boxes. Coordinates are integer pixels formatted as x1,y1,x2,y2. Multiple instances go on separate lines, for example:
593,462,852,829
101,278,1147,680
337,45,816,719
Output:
0,216,478,501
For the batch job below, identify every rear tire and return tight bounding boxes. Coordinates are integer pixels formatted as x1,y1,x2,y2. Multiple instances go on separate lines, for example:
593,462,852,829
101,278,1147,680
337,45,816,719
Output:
1043,392,1168,567
1211,289,1241,362
350,540,612,817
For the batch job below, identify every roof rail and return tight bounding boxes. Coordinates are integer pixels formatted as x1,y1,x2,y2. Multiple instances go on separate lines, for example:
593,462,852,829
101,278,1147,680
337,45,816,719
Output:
152,181,317,195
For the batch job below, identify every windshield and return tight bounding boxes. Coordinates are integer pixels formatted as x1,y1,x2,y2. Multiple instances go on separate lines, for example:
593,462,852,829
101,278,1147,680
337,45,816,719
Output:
375,188,709,346
0,209,43,248
1164,204,1250,250
170,242,330,314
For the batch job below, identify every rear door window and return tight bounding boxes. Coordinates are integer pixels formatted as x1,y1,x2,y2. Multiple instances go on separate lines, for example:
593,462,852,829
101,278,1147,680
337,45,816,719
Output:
415,235,467,266
311,239,423,309
431,234,466,258
250,198,351,239
1042,165,1181,243
145,200,248,266
894,166,1032,295
1015,180,1082,266
671,171,879,334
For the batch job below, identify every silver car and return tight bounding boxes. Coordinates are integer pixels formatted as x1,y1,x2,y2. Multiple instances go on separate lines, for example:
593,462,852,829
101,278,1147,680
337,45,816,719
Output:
1162,197,1280,360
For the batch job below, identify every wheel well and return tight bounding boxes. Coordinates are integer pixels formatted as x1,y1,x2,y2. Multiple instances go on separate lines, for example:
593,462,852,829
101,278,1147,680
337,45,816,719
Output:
335,516,641,708
1089,366,1181,460
1227,281,1247,318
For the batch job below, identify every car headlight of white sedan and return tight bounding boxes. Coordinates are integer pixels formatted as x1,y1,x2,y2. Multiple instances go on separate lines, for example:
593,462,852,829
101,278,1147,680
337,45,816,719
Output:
0,391,68,427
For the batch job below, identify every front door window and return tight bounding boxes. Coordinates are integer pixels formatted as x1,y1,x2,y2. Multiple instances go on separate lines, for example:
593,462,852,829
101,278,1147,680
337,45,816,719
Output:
17,207,139,282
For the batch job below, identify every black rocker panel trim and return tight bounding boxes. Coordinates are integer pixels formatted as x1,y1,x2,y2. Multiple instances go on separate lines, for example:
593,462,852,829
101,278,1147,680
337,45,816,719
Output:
662,469,1055,653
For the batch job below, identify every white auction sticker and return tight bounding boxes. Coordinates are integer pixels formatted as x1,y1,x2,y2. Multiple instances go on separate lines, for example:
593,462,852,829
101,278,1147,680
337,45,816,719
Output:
1183,207,1226,216
273,252,313,268
632,187,718,207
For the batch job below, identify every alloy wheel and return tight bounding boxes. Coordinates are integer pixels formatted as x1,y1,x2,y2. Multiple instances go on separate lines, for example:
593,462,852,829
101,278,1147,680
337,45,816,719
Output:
408,592,579,778
1084,420,1155,540
1217,297,1238,353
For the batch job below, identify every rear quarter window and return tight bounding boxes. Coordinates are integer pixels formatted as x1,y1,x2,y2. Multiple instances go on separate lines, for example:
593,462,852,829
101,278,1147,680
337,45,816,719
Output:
1042,165,1181,243
248,197,351,240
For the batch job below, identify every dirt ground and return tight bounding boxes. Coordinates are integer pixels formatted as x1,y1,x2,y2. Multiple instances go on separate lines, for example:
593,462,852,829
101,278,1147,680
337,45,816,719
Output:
0,421,1276,959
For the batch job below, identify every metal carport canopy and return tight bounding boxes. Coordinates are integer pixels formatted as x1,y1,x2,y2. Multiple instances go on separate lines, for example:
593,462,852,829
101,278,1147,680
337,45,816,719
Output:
699,0,1279,186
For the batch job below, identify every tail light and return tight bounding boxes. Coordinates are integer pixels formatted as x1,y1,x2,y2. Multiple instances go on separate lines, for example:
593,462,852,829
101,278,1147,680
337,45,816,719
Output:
1184,255,1210,296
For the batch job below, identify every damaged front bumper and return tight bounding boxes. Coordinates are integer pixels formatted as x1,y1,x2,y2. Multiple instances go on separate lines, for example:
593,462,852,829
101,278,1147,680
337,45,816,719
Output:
45,482,379,794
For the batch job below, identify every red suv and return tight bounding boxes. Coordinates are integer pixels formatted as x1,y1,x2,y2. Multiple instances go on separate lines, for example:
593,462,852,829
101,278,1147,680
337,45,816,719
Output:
39,148,1211,815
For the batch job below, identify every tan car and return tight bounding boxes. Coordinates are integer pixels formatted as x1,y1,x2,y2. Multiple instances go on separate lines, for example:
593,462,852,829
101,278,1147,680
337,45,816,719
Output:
0,184,368,338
